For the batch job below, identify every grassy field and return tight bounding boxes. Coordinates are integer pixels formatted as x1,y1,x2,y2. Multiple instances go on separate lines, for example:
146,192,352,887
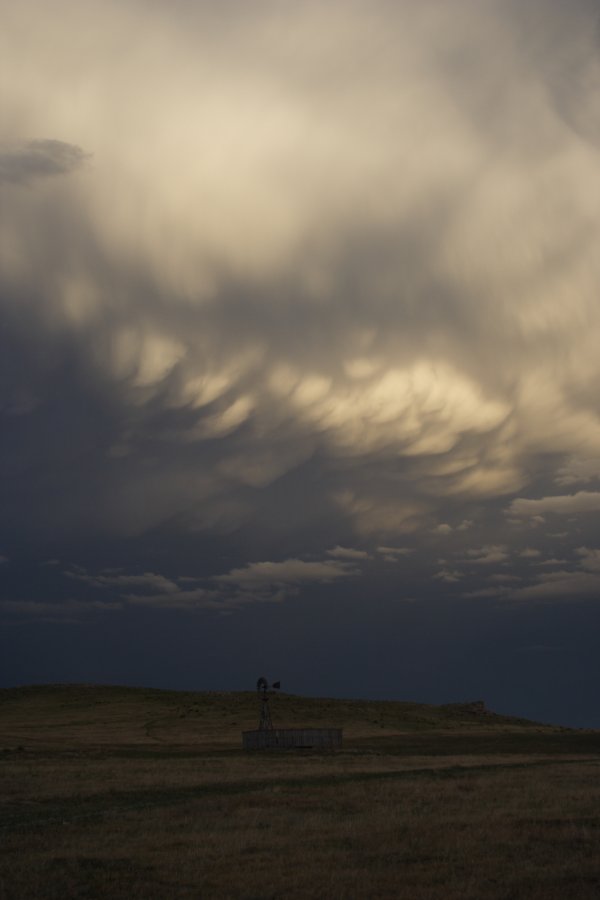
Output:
1,686,600,899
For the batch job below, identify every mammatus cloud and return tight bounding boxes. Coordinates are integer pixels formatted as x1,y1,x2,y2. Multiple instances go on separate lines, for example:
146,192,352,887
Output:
0,140,90,184
2,0,600,571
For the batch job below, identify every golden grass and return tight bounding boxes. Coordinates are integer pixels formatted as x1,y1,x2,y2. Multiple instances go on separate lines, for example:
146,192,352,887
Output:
3,760,600,899
0,684,557,750
2,686,600,899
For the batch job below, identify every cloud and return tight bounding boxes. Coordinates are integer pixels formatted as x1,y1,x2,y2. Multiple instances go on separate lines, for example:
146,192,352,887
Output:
60,562,294,611
376,546,414,563
434,569,462,584
493,548,600,601
326,545,370,560
508,492,600,518
2,0,600,558
464,545,510,565
0,139,90,184
215,558,357,589
122,587,224,610
512,570,600,601
1,597,121,620
432,524,453,535
555,457,600,486
376,546,414,556
576,547,600,572
519,548,541,558
463,586,510,599
67,570,180,594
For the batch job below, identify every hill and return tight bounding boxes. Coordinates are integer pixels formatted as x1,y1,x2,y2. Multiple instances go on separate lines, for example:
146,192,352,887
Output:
0,683,593,756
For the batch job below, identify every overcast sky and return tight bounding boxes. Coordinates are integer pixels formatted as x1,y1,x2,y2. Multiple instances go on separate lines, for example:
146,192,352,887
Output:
2,0,600,726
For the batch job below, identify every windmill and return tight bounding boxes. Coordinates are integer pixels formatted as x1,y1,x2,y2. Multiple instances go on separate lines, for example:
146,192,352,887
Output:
242,677,341,750
256,677,280,731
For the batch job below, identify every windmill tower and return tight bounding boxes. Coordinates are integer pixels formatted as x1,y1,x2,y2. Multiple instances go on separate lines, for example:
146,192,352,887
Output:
256,676,279,730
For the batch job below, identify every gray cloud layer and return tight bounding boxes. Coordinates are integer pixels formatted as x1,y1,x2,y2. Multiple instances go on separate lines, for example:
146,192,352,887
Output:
2,0,600,591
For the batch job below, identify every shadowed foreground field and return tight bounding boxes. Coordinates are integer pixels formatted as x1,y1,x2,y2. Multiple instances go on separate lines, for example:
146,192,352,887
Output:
1,686,600,899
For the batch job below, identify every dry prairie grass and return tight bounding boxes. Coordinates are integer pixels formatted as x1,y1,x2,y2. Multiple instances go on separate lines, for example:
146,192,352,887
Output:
2,686,600,899
0,684,568,750
3,759,600,899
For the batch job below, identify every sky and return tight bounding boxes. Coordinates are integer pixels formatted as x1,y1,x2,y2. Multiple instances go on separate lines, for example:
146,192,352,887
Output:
2,0,600,727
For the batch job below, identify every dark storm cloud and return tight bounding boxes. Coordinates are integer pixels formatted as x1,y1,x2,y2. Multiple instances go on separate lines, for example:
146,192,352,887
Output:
2,0,600,616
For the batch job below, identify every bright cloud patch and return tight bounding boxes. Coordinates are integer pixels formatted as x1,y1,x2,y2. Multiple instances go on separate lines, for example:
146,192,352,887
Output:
464,546,510,565
215,558,358,588
326,546,370,560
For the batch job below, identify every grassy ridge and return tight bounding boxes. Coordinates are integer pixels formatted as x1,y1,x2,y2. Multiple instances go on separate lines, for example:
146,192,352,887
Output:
0,683,560,751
